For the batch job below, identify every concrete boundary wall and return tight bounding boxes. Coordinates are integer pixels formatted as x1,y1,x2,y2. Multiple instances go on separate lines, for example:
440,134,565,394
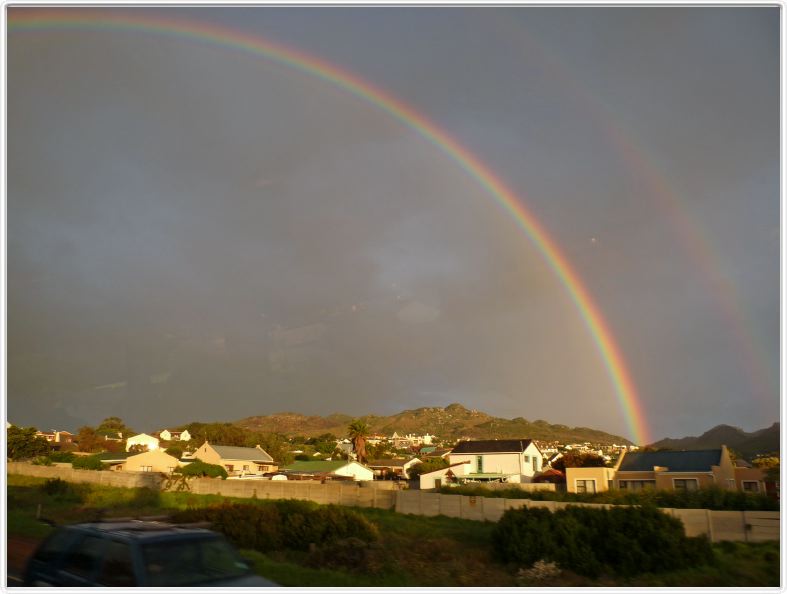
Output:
8,464,778,542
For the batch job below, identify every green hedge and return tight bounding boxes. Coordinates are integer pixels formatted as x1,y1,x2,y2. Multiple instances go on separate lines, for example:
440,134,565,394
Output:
171,501,379,552
439,484,778,511
174,459,228,479
493,505,714,577
72,455,106,470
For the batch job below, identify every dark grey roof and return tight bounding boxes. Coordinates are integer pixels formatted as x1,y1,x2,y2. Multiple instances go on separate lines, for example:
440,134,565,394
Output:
451,439,534,454
211,445,274,463
618,449,722,472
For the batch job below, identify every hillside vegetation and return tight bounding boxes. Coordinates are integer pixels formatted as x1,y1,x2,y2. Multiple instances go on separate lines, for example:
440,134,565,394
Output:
650,423,779,460
235,403,633,445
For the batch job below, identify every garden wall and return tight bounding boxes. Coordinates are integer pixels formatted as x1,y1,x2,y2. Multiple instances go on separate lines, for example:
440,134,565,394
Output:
8,463,778,542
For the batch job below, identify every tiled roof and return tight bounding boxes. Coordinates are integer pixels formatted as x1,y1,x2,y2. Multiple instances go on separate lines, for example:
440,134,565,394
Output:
617,449,722,472
451,439,534,454
211,445,274,463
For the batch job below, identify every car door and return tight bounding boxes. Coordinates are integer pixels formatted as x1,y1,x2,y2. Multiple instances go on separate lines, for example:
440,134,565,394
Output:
94,539,139,586
54,533,107,586
23,528,80,586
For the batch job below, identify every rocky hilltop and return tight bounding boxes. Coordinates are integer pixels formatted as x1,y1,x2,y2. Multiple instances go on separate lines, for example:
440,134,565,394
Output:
235,403,633,445
649,422,779,460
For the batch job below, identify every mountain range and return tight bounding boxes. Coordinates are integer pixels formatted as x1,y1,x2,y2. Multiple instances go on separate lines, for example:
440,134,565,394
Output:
234,403,634,445
649,423,779,460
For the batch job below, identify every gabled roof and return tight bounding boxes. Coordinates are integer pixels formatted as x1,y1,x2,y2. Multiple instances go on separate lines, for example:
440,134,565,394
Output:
210,445,274,463
618,449,722,472
451,439,534,454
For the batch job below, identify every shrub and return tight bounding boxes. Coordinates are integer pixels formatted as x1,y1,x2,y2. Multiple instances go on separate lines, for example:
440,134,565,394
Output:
175,459,228,479
72,455,106,470
31,456,53,466
171,501,379,553
39,478,86,502
48,451,77,463
493,505,714,578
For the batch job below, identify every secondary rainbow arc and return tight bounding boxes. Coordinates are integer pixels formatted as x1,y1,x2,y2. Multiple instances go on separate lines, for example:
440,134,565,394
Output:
8,9,651,444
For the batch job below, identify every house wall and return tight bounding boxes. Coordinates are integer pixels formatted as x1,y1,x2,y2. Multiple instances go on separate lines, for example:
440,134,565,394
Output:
419,463,471,490
125,434,160,452
335,463,374,481
447,445,543,479
124,450,181,473
566,467,615,493
734,467,767,492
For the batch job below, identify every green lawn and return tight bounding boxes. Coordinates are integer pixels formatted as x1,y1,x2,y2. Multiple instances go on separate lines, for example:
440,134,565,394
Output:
7,474,780,587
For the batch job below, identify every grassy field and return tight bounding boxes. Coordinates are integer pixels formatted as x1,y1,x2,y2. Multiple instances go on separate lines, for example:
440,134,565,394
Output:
6,474,780,587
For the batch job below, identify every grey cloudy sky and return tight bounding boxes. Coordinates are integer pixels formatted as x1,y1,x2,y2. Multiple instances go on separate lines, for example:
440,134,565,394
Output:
6,7,780,442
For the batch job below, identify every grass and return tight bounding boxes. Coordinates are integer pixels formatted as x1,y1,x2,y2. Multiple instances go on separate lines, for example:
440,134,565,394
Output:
6,474,780,587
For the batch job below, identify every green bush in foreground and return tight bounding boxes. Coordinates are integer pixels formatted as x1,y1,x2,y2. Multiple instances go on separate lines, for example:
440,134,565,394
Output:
72,455,106,470
493,505,714,578
171,500,379,552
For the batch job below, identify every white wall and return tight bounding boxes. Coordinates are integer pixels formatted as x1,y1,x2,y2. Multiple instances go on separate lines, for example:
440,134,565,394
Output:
335,462,374,481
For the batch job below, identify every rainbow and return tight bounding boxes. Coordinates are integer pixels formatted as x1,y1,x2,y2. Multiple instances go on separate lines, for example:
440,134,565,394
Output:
491,17,778,406
8,8,651,444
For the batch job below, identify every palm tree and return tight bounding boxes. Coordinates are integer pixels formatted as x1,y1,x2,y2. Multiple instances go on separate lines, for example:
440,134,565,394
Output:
347,419,370,464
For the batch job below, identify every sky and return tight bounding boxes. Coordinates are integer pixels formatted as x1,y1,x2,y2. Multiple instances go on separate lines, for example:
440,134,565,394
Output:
6,6,780,443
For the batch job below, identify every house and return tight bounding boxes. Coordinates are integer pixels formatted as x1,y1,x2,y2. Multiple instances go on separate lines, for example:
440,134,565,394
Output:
283,460,374,482
110,450,182,474
733,462,769,495
565,466,616,493
598,446,737,493
36,430,75,444
125,433,160,452
158,429,192,442
190,442,277,476
447,439,544,483
366,458,422,480
419,461,472,490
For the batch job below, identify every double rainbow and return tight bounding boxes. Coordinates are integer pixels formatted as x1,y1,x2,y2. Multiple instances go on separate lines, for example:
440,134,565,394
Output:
8,9,651,444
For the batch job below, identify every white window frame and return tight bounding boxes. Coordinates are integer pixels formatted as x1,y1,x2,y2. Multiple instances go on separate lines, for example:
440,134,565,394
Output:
672,478,699,491
575,479,597,494
742,480,761,493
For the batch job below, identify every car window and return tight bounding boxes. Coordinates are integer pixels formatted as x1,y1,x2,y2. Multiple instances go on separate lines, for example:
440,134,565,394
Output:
142,537,249,586
60,534,106,579
31,528,76,565
97,540,137,586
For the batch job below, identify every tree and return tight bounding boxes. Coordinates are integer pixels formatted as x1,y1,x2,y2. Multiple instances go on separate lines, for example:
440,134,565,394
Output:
76,426,103,453
165,445,184,459
96,416,134,438
7,426,50,460
175,459,228,479
551,451,607,473
347,419,370,464
409,458,450,477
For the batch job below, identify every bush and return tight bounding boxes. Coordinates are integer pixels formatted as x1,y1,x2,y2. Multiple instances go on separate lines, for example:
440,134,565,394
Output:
170,501,379,553
72,455,106,470
493,505,714,578
31,456,53,466
39,478,86,502
440,484,778,511
48,451,77,463
175,459,228,479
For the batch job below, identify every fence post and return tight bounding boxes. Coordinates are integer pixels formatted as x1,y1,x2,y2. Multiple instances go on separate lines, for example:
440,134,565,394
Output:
706,509,714,542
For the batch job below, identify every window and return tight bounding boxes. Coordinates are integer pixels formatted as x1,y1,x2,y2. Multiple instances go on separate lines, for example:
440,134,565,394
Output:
673,478,699,491
61,535,106,579
141,466,152,472
532,457,538,472
434,478,442,489
242,465,249,471
168,467,175,473
225,465,234,472
476,456,483,473
727,479,736,489
618,480,656,491
97,541,137,586
524,455,530,463
742,481,760,493
575,479,596,494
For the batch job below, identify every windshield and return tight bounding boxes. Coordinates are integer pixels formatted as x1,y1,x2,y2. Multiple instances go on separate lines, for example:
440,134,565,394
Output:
141,536,251,586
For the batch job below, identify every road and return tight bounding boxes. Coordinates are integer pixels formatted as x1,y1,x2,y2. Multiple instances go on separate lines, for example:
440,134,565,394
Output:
6,536,40,587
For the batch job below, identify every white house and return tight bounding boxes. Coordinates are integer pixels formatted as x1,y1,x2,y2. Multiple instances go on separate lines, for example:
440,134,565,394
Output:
125,433,160,452
159,429,192,442
419,461,472,490
447,439,544,483
284,460,374,482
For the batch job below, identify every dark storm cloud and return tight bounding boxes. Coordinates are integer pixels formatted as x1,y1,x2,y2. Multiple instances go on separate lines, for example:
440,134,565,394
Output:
6,7,779,441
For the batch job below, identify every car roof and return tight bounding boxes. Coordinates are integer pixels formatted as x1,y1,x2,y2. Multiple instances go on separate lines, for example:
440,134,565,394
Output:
67,520,219,542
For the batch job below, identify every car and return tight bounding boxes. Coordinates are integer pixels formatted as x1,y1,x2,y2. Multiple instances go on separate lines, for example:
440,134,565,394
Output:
22,520,278,587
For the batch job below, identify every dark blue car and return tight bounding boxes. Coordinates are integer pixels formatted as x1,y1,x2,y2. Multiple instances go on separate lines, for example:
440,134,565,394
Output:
23,520,278,587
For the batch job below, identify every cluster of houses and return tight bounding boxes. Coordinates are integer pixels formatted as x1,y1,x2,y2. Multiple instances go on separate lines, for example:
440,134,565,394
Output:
20,423,777,497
